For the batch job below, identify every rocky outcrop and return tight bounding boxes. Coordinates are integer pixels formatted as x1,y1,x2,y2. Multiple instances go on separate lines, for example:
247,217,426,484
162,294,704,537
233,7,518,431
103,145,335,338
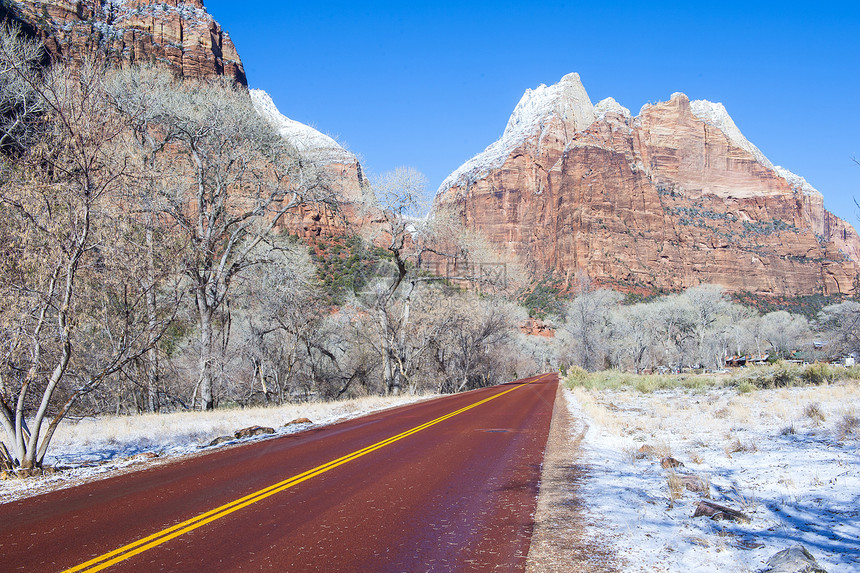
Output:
4,3,366,241
250,89,367,240
5,0,246,84
436,74,860,296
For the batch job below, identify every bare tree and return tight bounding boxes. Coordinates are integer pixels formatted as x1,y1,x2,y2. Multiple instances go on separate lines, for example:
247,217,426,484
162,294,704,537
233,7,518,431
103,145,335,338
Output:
757,311,811,359
561,288,623,372
110,71,333,410
681,284,735,369
359,167,435,394
0,53,175,469
229,235,324,404
611,302,661,373
0,22,42,152
818,301,860,358
435,294,519,392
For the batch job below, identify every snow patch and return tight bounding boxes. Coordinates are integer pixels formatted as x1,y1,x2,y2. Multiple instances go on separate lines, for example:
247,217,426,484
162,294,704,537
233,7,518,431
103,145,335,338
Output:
594,97,631,121
438,72,595,194
773,166,823,198
690,99,774,169
249,89,356,165
568,384,860,572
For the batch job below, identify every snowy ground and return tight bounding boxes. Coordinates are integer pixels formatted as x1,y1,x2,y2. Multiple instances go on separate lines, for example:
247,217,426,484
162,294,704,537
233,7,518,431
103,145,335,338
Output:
567,382,860,572
0,394,431,504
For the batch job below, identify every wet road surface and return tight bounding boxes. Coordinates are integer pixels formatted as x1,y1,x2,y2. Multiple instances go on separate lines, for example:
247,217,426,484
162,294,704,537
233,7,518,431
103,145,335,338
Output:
0,373,558,572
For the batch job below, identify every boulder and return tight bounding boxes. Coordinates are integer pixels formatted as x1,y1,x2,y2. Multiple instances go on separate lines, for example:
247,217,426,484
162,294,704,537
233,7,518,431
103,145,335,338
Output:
207,435,234,447
661,456,685,469
8,466,58,479
692,500,750,523
763,545,827,573
233,425,275,439
679,475,709,494
634,444,655,459
127,452,159,462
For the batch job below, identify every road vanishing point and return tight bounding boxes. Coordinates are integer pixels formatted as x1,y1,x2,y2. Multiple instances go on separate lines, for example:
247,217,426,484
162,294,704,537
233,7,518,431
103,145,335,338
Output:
0,373,558,572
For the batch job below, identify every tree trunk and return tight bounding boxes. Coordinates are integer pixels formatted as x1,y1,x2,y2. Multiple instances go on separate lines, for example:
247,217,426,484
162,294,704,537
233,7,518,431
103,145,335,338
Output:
198,303,215,411
146,224,159,413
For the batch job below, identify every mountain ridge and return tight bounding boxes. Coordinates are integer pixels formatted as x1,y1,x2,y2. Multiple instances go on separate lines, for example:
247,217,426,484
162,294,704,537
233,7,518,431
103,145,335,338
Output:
435,73,860,296
3,0,246,84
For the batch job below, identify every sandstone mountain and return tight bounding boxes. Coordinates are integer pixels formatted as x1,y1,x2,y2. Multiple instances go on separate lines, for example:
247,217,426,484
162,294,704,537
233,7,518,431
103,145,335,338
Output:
3,0,246,84
250,89,366,239
436,73,860,296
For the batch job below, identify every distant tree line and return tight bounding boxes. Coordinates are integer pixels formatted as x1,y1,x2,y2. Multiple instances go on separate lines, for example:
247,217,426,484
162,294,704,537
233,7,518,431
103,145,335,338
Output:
555,282,860,373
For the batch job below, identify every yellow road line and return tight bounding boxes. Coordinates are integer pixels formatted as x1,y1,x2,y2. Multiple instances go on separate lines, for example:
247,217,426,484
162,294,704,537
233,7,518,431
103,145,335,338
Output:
64,374,550,572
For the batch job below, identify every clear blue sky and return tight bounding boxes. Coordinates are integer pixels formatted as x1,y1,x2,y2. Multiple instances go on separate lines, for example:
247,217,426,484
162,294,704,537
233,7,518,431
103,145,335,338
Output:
204,1,860,224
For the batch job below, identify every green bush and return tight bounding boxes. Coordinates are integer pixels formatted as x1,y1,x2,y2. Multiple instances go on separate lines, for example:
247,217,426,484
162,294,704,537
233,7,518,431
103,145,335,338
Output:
737,380,755,394
564,366,590,386
801,362,835,386
564,363,858,394
564,368,720,392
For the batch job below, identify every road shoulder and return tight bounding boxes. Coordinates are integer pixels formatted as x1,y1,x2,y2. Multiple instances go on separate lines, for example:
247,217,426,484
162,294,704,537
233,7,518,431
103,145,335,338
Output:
525,383,620,572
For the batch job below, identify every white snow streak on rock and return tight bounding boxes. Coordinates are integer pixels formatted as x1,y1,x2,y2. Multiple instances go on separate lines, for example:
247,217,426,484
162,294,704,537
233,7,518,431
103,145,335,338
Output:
250,89,355,165
689,99,822,198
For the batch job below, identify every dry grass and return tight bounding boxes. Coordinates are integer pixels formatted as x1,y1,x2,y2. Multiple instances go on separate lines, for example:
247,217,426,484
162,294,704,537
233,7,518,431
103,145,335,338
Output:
666,470,684,504
837,412,860,440
48,394,432,460
780,424,797,436
653,440,674,459
569,387,622,435
803,402,826,425
725,437,758,455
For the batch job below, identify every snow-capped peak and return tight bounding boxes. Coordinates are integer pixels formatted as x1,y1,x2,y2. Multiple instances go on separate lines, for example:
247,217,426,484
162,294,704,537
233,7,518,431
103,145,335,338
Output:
249,89,355,165
503,72,595,141
690,99,821,197
594,97,631,121
439,72,595,194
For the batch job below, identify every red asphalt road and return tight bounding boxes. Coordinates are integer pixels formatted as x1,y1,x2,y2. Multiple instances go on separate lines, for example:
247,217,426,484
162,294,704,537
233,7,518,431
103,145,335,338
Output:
0,373,558,572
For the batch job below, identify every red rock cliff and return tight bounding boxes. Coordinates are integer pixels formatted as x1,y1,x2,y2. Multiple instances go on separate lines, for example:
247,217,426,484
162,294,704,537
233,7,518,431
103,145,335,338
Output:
5,0,246,84
436,74,860,296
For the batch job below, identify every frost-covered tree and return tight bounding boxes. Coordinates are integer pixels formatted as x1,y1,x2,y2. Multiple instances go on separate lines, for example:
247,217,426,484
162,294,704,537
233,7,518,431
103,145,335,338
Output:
757,311,811,359
109,69,333,410
0,52,177,468
818,301,860,357
561,289,623,371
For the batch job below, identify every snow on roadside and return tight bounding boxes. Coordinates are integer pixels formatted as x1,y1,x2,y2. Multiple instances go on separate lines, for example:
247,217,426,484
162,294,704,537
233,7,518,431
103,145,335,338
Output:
0,394,432,504
566,383,860,572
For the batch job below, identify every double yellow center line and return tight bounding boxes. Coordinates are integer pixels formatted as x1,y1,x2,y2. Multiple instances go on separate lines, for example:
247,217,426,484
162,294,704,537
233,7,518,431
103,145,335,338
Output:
64,374,548,572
